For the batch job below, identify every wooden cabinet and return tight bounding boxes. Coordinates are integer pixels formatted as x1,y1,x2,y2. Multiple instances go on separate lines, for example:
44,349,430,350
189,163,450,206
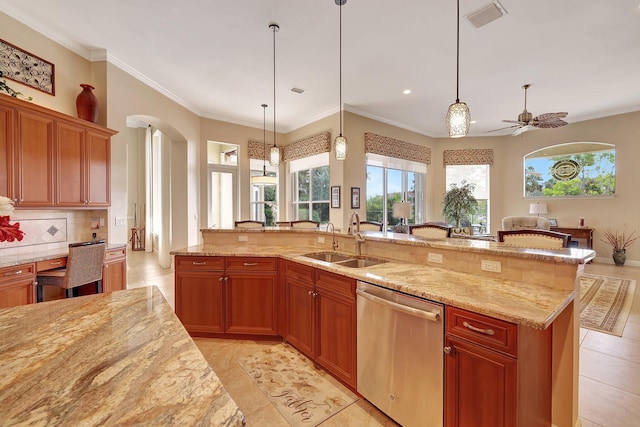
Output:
102,247,127,293
284,260,357,389
174,255,278,337
444,306,551,427
0,263,35,308
0,95,116,209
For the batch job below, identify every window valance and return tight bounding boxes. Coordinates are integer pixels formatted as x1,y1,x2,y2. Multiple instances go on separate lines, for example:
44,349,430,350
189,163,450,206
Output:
283,131,331,162
364,132,431,165
248,139,268,161
443,149,494,166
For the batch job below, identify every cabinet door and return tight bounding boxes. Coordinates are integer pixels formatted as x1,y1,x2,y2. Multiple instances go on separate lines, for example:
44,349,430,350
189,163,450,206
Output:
86,130,110,206
15,110,54,206
175,270,225,334
0,263,35,308
56,121,86,206
445,335,516,427
0,104,14,198
103,258,126,294
284,275,315,359
316,286,357,388
226,272,278,335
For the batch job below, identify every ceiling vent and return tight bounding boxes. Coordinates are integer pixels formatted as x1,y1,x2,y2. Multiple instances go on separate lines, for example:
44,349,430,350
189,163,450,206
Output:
290,87,304,94
465,1,507,28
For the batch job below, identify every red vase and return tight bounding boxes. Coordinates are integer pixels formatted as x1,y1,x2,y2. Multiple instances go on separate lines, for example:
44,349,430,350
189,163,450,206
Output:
76,84,98,123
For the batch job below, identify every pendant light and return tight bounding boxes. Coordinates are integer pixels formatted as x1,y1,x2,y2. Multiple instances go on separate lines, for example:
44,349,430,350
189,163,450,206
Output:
251,104,277,186
446,0,471,138
269,24,281,167
334,0,347,160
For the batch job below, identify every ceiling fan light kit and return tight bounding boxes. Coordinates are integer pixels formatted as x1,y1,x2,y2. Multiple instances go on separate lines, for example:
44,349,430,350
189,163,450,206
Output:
269,24,281,167
446,0,471,138
334,0,348,160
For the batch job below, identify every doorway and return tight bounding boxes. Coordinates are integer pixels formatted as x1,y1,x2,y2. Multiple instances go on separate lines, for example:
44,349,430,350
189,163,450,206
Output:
207,142,239,228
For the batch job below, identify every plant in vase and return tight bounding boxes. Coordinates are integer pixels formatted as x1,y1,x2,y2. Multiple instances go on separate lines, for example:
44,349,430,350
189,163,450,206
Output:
601,228,638,266
442,180,477,234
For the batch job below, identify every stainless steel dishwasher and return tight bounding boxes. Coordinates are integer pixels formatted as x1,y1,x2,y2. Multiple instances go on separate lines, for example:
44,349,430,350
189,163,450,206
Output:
357,281,443,427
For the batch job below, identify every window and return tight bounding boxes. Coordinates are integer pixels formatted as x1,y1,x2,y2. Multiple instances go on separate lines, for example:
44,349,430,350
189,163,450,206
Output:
250,159,277,225
445,164,490,233
524,142,615,197
290,153,330,223
366,154,425,229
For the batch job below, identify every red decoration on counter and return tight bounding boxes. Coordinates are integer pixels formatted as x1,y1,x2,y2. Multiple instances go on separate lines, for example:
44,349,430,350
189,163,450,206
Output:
0,216,25,242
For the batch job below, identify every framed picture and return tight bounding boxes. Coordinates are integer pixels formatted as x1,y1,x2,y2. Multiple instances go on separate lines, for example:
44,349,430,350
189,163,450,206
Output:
331,186,341,208
549,218,558,227
351,187,360,209
0,39,55,95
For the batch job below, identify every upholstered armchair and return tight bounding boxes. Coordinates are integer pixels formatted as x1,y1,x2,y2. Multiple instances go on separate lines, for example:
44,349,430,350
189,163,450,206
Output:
501,216,551,231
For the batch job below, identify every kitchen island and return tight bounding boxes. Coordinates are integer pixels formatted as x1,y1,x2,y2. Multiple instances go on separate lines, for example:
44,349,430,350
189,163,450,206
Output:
0,286,245,426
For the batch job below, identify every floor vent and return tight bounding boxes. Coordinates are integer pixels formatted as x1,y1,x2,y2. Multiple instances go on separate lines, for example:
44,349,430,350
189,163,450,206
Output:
465,1,507,28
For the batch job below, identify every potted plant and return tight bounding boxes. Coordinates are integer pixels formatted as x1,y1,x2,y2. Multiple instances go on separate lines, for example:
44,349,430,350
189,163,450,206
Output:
601,228,638,266
442,180,477,233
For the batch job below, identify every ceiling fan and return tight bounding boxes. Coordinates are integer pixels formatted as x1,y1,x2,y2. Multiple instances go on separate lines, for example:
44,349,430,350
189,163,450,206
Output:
489,84,568,136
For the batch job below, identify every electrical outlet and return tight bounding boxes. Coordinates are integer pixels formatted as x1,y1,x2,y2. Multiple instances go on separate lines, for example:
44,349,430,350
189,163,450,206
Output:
428,252,443,264
115,217,126,226
481,259,501,273
317,236,325,244
99,218,105,227
238,235,249,242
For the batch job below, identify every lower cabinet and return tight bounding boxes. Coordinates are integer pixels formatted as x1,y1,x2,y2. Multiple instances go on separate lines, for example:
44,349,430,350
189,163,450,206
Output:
284,260,357,389
444,306,551,427
174,255,278,337
102,247,127,293
0,263,35,308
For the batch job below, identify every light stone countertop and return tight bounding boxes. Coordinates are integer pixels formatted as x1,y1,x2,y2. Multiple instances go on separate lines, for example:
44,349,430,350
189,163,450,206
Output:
0,286,245,426
172,244,575,330
0,243,127,269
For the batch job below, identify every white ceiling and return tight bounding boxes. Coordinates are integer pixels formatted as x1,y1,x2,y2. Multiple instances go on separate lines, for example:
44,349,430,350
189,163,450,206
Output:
2,0,639,137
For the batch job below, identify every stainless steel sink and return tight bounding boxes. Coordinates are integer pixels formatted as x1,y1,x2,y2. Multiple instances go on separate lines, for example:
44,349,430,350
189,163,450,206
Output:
335,257,387,268
301,252,353,263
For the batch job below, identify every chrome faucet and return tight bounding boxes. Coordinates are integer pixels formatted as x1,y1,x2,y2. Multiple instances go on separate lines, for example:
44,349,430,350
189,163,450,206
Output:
349,211,365,256
326,222,339,251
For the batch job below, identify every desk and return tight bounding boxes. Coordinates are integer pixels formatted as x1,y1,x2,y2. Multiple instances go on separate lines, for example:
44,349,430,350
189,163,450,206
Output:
551,227,593,248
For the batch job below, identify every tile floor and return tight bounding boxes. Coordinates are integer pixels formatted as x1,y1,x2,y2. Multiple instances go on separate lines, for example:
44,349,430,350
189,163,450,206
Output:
127,250,640,427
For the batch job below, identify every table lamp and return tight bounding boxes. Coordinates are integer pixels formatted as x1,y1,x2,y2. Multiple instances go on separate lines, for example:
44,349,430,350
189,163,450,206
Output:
529,202,547,217
392,202,411,233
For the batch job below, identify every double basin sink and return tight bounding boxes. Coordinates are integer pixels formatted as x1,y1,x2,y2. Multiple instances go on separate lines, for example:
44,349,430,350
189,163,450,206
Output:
301,252,388,268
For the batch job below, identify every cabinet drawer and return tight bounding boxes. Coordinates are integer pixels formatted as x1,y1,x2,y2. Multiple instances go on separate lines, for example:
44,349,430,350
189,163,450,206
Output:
36,257,67,272
175,256,224,271
285,260,314,284
446,306,517,357
316,269,355,299
104,247,126,262
226,257,277,272
0,263,36,284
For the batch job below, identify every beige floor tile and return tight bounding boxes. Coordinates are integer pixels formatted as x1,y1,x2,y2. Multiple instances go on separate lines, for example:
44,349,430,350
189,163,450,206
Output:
579,376,640,427
580,347,640,395
580,328,589,344
580,418,604,427
581,331,640,364
318,399,399,426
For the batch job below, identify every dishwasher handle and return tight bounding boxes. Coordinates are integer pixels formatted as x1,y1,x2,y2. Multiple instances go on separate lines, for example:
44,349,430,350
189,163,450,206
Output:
356,288,440,322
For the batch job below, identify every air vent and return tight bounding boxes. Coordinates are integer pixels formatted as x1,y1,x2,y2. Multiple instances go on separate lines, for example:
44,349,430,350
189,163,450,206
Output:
465,0,507,28
290,87,304,94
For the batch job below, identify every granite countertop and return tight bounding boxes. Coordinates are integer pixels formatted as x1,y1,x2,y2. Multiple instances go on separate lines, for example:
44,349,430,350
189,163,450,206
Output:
0,287,245,426
0,243,127,269
172,244,575,330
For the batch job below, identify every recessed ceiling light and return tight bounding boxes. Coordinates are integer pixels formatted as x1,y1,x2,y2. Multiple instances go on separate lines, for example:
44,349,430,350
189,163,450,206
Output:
470,120,477,124
403,89,412,95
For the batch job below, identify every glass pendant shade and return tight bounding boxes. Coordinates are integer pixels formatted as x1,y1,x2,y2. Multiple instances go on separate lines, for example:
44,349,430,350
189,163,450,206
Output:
446,101,470,138
251,174,277,186
269,146,280,166
334,135,347,160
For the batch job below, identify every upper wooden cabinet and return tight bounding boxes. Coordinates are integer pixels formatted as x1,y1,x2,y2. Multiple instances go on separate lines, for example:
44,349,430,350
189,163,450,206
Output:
0,95,116,208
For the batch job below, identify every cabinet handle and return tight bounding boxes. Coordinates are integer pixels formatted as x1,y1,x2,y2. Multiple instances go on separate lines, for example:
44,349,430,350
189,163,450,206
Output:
49,261,63,265
192,261,207,266
312,291,318,298
308,290,313,296
219,277,223,282
4,269,23,276
224,277,229,282
462,321,495,336
443,346,454,355
243,262,259,266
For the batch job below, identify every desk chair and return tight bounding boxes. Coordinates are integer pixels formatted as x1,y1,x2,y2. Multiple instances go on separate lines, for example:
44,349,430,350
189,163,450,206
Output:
498,229,571,249
290,220,320,229
234,220,265,229
409,222,452,239
36,241,107,303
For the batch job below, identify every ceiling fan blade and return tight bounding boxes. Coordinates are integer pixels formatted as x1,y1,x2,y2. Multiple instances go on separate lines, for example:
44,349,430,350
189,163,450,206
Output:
502,119,525,124
534,112,568,122
512,125,535,136
485,124,519,133
534,120,568,129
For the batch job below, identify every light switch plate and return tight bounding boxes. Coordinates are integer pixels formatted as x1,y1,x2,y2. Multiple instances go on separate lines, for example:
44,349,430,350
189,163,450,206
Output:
115,217,126,226
238,235,249,242
481,259,501,273
318,236,325,244
428,252,443,264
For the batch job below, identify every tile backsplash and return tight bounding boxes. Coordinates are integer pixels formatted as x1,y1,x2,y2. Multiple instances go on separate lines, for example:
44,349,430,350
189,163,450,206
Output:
0,210,108,258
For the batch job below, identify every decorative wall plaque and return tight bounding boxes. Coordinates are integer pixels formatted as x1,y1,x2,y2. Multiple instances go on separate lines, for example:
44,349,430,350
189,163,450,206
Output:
0,39,55,95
